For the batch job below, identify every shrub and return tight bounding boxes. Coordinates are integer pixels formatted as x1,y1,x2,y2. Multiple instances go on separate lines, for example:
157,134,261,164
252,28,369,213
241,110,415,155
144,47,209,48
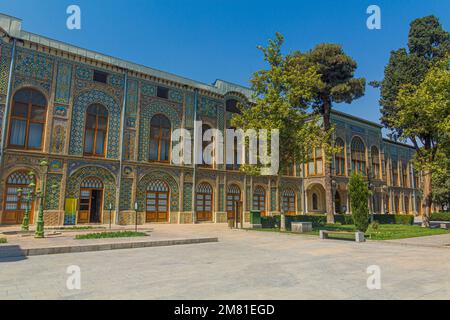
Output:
0,238,7,244
75,231,147,240
349,173,370,232
334,214,354,225
373,214,414,225
430,212,450,221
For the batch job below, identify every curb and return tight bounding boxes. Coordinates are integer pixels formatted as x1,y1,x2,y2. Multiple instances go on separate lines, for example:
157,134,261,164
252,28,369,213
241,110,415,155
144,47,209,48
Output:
0,237,219,258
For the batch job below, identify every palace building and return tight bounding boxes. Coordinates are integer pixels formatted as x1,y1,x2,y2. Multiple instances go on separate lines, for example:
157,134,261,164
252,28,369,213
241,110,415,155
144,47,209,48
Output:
0,14,429,226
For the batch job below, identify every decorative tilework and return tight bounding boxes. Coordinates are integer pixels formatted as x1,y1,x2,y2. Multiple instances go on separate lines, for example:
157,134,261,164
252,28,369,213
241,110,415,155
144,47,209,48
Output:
55,62,72,104
219,184,224,211
141,81,156,96
199,96,220,118
0,46,11,95
126,78,139,116
45,174,62,210
185,92,195,129
49,160,63,172
69,90,121,159
169,89,183,104
183,182,193,211
54,105,68,117
138,101,181,161
65,165,117,210
14,49,54,82
51,125,66,154
123,131,135,160
137,171,179,212
76,66,92,81
68,160,120,176
271,187,277,211
119,178,133,210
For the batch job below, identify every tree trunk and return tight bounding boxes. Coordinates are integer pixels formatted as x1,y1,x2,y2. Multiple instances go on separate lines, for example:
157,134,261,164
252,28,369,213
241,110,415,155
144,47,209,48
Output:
322,99,335,224
421,170,432,228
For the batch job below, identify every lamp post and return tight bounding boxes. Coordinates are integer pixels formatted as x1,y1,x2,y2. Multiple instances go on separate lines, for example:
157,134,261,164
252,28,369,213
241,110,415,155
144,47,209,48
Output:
109,203,113,230
134,201,138,232
35,159,49,238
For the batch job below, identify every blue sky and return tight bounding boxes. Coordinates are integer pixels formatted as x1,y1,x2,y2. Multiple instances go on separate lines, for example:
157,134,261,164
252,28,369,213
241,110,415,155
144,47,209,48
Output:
1,0,449,132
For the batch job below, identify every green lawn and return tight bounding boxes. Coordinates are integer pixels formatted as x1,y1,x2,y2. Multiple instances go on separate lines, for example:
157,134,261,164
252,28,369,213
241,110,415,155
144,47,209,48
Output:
246,224,450,241
75,231,148,240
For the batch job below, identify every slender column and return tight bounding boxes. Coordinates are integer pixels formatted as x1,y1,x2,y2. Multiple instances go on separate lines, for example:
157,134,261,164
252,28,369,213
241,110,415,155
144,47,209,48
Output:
115,71,128,224
0,39,16,167
191,89,199,224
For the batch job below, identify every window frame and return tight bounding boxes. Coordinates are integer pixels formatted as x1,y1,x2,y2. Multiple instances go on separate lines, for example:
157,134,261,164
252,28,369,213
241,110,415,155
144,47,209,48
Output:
83,104,108,158
149,114,172,163
8,88,47,151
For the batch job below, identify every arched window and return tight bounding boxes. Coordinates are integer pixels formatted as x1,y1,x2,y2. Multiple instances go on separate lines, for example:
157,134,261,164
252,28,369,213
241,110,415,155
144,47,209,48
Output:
308,148,323,176
146,180,170,223
335,138,346,176
149,114,171,162
2,171,35,225
401,161,408,187
351,137,366,175
226,126,241,171
227,184,241,220
392,160,399,186
201,124,214,167
282,188,296,215
84,104,108,157
253,186,266,216
371,146,380,179
196,183,213,222
312,193,318,211
9,88,47,150
394,196,400,214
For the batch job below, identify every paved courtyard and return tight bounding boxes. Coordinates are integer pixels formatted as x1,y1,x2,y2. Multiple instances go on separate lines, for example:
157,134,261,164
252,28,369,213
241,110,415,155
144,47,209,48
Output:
0,224,449,300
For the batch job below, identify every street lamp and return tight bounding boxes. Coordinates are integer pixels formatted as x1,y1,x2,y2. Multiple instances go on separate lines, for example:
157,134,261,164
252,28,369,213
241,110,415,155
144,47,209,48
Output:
134,201,138,232
20,171,36,232
109,203,113,229
35,159,49,238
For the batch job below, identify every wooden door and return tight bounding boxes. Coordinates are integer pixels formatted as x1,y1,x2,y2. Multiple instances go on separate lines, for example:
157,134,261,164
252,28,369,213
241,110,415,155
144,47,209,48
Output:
146,190,169,222
227,185,241,220
196,183,213,222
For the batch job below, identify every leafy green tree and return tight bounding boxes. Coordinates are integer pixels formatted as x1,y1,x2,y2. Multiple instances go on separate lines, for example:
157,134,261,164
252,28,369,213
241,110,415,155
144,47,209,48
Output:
348,173,370,233
394,59,450,225
231,33,329,213
305,44,366,223
376,15,450,227
377,16,450,136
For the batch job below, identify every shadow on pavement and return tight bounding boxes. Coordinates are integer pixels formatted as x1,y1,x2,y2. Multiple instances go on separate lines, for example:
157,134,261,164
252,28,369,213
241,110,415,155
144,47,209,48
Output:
0,245,28,262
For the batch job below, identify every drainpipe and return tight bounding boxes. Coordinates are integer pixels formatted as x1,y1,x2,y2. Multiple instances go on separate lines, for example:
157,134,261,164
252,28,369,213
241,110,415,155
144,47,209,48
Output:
0,38,17,167
115,71,128,224
191,88,199,224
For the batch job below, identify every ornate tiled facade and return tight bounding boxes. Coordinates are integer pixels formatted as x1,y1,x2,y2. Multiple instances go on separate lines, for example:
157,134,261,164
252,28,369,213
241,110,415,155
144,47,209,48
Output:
0,13,434,227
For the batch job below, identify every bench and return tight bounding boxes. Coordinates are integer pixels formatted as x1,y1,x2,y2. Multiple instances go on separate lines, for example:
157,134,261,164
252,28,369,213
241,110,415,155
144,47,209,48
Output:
440,223,450,229
320,230,365,243
291,222,313,233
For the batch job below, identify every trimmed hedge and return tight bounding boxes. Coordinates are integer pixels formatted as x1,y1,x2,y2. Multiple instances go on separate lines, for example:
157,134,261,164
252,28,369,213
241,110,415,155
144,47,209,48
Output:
430,212,450,221
373,214,414,225
260,213,414,229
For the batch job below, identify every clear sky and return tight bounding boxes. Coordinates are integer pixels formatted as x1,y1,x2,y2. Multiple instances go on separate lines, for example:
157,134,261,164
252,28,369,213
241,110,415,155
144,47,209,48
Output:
1,0,449,132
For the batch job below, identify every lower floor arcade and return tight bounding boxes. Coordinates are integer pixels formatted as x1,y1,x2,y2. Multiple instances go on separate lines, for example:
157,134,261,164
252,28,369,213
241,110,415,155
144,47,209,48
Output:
0,156,429,227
